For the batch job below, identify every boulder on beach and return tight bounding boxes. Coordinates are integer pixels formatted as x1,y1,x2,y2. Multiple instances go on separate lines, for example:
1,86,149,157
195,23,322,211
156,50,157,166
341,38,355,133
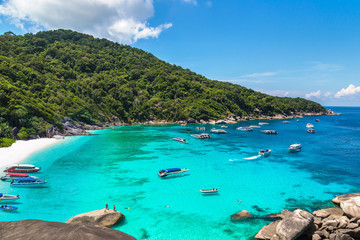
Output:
66,208,125,228
332,193,360,206
0,220,135,240
276,209,314,240
230,210,252,220
340,197,360,218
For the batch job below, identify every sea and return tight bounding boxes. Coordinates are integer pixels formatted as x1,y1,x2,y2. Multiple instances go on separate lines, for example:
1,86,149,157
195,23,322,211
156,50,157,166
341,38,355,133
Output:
1,106,359,240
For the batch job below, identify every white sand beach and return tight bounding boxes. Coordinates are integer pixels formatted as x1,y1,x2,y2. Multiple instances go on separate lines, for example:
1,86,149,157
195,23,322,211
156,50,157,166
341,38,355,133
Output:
0,138,64,171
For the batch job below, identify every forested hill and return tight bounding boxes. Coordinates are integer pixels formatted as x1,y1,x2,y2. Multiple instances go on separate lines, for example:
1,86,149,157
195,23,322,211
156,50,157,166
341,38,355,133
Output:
0,29,325,141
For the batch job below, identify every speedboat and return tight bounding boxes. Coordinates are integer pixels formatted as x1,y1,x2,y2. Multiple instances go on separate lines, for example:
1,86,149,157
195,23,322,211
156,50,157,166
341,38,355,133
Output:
0,205,18,211
258,122,269,125
306,123,314,128
221,125,228,128
250,125,261,128
282,121,289,123
236,126,253,131
307,129,316,133
173,138,187,143
289,143,301,152
158,168,189,177
4,164,41,173
191,133,211,139
316,119,320,122
210,129,227,134
0,193,20,201
261,130,278,135
258,149,271,156
195,127,206,131
1,173,39,182
200,189,218,193
10,178,47,187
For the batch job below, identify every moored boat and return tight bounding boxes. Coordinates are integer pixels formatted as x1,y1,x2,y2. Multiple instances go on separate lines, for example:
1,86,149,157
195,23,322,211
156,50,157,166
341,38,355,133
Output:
236,126,253,131
4,164,41,173
282,121,290,123
250,125,261,128
195,127,206,131
258,122,269,125
307,129,316,133
191,133,211,139
316,119,320,122
173,138,187,143
261,130,278,135
158,168,189,177
200,188,218,193
0,205,18,211
258,149,271,156
1,173,39,182
289,143,301,152
306,123,314,128
221,125,228,128
210,129,227,134
10,178,47,187
0,193,20,201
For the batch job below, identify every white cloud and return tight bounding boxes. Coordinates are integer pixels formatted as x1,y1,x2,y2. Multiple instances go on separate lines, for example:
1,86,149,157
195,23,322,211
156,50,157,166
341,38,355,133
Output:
0,0,172,44
335,84,360,98
241,72,277,78
308,61,343,71
305,90,321,99
182,0,198,5
324,91,332,97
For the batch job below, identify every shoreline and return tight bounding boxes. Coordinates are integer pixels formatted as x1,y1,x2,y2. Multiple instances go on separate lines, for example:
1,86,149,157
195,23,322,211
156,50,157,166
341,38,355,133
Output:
0,138,65,171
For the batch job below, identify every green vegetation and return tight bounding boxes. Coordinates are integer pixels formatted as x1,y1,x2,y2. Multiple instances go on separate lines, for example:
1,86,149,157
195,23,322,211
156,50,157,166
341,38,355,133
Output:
0,29,326,141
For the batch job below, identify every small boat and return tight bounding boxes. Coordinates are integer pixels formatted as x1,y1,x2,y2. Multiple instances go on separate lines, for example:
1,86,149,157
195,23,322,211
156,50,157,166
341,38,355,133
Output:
258,149,271,156
297,119,299,122
173,138,187,143
261,130,278,135
221,125,228,128
236,126,253,132
282,121,290,123
0,193,20,201
0,205,18,211
1,173,39,182
307,129,316,133
316,119,320,122
195,127,206,131
158,168,189,177
180,124,187,127
200,189,218,193
250,125,261,128
191,133,211,139
10,178,47,187
306,123,314,128
289,143,301,152
210,129,227,134
258,122,269,125
4,164,41,173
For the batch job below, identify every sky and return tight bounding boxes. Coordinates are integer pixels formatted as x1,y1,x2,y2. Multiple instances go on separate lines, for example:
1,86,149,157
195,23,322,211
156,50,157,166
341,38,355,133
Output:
0,0,359,106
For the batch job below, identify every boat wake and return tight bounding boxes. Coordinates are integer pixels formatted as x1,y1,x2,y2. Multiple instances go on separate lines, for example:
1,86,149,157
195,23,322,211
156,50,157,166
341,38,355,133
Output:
244,155,261,160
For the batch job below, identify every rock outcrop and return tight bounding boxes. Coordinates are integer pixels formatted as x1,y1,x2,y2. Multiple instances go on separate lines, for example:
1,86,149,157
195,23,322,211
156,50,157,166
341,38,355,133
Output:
340,197,360,218
230,210,253,220
0,219,136,240
332,193,360,206
66,208,125,228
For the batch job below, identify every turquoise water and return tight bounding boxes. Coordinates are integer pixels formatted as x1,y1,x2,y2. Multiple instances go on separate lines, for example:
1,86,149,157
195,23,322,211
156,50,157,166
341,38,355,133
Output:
1,107,359,239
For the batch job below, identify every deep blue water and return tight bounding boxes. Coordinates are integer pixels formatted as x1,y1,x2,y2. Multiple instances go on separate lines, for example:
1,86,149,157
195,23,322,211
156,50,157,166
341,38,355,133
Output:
0,106,359,239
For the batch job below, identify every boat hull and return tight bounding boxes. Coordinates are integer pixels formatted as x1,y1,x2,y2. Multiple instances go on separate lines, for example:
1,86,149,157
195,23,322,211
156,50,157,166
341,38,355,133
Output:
4,168,40,173
11,182,47,187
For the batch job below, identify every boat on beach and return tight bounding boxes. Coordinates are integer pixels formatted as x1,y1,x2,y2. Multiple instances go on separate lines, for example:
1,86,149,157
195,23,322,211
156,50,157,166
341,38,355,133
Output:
173,138,187,143
158,168,189,177
4,164,41,173
200,189,218,193
306,123,314,128
289,143,301,152
210,129,227,134
1,173,39,182
258,149,271,156
0,205,18,211
191,133,211,139
0,193,20,201
236,126,253,131
10,178,47,187
261,130,278,135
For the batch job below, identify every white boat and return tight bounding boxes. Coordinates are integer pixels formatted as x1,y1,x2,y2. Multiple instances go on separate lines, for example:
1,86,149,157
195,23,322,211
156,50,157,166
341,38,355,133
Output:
282,121,289,123
236,126,253,131
1,173,38,182
261,130,278,135
316,119,320,122
289,143,301,152
195,127,206,131
4,164,41,173
10,178,47,187
173,138,187,143
306,123,314,128
158,168,189,177
191,133,211,139
200,189,218,193
250,125,261,128
221,125,228,128
258,149,271,156
258,122,269,125
210,129,227,134
0,193,20,201
307,129,316,133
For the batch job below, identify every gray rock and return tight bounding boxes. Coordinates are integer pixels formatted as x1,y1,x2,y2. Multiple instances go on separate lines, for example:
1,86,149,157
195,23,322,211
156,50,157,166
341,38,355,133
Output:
332,233,354,240
12,127,19,140
314,208,344,219
66,208,125,228
255,220,279,239
340,197,360,218
46,125,56,138
265,214,283,220
338,216,350,228
346,223,358,229
312,233,322,240
323,219,339,228
0,219,135,240
333,193,360,206
230,210,252,221
313,209,331,218
187,118,196,124
314,216,322,228
276,209,314,240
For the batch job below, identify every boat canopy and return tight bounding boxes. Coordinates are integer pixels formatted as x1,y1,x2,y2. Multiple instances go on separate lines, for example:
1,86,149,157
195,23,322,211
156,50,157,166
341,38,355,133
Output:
8,164,35,168
6,173,28,177
162,168,181,172
13,178,36,181
260,149,269,152
0,193,2,197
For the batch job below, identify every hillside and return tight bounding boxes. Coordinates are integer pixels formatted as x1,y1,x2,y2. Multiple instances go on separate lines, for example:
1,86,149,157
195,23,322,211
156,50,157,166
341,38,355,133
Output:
0,29,326,143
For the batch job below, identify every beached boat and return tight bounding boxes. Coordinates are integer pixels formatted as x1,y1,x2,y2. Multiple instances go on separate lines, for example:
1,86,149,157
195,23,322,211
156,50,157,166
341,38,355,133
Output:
173,138,187,143
258,149,271,156
210,129,227,134
1,173,39,182
307,129,316,133
236,126,253,132
10,178,47,187
4,164,41,173
158,168,189,177
261,130,278,135
0,205,18,211
258,122,269,125
306,123,314,128
200,189,218,193
191,133,211,139
0,193,20,201
289,143,301,152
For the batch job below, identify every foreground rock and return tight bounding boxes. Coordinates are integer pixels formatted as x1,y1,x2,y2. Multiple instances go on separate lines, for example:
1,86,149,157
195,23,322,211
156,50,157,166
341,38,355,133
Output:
332,193,360,206
340,197,360,218
66,208,125,228
0,220,135,240
230,210,253,220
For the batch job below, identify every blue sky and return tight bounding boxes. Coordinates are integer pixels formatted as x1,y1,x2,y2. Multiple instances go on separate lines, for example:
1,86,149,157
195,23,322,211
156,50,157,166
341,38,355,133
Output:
1,0,359,106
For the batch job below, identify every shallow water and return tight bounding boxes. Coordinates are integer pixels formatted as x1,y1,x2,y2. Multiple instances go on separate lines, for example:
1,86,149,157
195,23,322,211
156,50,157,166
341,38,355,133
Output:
1,107,359,239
